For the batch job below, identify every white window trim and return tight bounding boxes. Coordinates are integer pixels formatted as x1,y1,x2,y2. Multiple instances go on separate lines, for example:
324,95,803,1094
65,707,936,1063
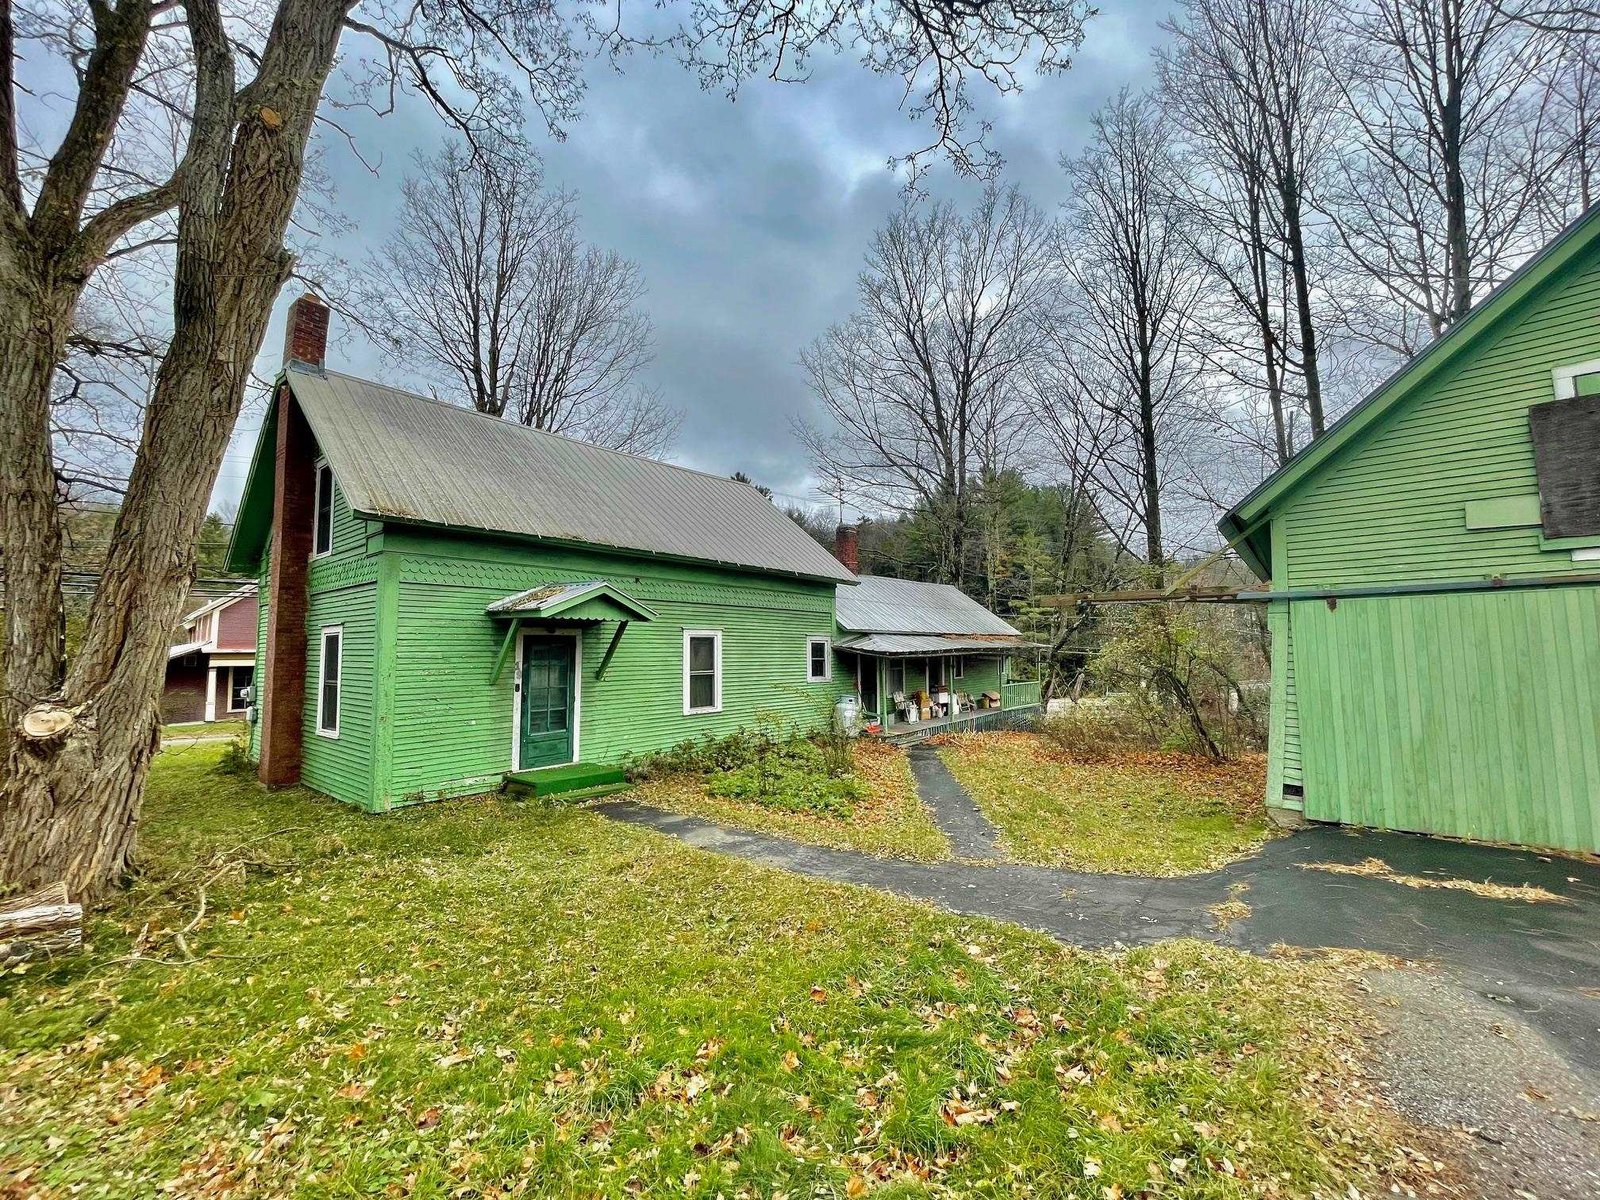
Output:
510,628,582,771
311,458,334,559
952,655,965,681
683,629,723,715
887,659,906,696
225,665,252,713
315,624,342,738
807,636,832,682
1551,357,1600,399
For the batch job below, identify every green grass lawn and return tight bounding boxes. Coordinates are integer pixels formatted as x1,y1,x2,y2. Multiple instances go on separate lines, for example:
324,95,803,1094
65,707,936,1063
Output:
630,742,951,862
1,745,1413,1198
939,734,1275,876
162,718,247,740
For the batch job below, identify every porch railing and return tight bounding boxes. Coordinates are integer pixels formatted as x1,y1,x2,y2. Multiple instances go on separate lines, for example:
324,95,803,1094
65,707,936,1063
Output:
1001,680,1042,710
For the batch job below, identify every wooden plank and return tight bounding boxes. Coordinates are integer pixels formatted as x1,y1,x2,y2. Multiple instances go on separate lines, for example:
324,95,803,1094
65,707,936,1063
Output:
595,620,628,681
487,617,522,685
1462,494,1541,530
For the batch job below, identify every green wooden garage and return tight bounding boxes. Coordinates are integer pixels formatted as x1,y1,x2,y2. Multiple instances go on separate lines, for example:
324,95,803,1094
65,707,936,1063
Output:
1220,206,1600,854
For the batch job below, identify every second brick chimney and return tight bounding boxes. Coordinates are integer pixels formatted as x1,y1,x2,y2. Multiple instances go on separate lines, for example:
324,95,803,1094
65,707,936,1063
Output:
283,292,329,369
833,524,860,574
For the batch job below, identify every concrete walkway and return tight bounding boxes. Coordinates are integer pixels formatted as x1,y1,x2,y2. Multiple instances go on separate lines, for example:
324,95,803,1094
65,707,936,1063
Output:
905,745,1001,859
595,770,1600,1074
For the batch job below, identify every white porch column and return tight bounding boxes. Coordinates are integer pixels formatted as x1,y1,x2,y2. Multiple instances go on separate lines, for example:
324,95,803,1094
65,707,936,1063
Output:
204,666,218,723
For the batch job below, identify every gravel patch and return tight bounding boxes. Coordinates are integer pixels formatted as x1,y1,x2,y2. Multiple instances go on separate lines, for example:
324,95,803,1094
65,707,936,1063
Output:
1363,966,1600,1199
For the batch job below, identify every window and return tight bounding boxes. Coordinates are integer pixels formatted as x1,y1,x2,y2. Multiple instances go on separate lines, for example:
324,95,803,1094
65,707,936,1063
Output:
683,630,722,714
927,657,946,691
807,637,831,682
952,656,965,681
227,666,254,712
316,626,342,737
312,460,334,557
887,659,906,696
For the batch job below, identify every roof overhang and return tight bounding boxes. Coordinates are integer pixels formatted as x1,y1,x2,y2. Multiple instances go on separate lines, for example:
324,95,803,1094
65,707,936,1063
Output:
835,633,1036,656
167,641,205,659
1218,202,1600,580
180,583,257,625
485,580,657,622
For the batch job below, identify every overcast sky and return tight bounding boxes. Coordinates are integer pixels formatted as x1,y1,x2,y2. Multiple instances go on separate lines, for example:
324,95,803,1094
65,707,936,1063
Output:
214,2,1179,517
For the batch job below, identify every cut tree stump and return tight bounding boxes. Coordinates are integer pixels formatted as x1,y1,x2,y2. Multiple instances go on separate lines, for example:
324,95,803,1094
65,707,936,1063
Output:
0,882,83,967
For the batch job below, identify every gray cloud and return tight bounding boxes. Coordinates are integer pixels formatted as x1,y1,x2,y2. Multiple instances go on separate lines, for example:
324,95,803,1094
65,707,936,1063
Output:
215,2,1179,515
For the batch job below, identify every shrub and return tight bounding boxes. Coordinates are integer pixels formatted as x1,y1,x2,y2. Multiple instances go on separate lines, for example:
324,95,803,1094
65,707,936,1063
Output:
625,711,865,816
216,734,255,777
1037,699,1154,760
706,760,864,816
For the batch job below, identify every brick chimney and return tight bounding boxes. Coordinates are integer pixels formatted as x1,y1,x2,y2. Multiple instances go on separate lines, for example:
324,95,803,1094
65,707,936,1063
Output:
257,381,315,788
834,524,860,574
282,292,328,369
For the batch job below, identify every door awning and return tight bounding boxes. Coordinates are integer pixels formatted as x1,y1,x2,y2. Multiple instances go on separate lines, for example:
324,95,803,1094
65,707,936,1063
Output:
485,580,657,623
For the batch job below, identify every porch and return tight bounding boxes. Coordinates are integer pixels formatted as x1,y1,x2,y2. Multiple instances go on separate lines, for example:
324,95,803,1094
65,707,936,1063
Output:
879,696,1042,745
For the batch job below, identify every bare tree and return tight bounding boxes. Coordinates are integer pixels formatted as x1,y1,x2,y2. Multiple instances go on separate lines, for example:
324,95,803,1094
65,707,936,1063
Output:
1323,0,1557,351
1160,0,1342,454
1055,91,1207,571
0,0,1098,900
1526,28,1600,236
510,230,678,455
362,145,679,454
797,185,1055,587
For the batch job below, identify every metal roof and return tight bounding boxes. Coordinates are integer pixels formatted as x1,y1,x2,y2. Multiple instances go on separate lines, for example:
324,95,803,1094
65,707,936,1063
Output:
167,640,205,660
485,580,658,621
282,368,856,583
835,575,1020,636
835,632,1033,656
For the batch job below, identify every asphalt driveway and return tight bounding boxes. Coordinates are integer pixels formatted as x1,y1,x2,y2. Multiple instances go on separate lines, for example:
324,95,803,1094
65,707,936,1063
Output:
593,802,1600,1071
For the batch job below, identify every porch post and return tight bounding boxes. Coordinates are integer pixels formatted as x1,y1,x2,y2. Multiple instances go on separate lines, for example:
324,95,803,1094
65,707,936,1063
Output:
204,666,218,723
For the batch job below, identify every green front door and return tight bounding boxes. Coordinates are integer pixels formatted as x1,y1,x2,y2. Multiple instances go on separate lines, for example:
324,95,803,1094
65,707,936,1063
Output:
519,635,575,769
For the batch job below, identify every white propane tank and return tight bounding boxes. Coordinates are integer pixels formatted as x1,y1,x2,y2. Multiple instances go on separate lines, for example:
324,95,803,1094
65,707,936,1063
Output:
834,694,862,735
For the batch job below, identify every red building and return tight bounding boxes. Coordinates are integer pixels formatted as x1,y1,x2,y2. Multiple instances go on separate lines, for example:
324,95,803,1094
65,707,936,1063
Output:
163,585,258,724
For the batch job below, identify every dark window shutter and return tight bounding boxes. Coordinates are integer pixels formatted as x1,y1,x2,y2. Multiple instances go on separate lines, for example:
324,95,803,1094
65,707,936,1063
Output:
1528,394,1600,539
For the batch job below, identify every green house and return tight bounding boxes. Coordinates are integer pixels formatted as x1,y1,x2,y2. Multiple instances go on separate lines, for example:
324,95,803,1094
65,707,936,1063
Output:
227,297,1038,810
1220,207,1600,854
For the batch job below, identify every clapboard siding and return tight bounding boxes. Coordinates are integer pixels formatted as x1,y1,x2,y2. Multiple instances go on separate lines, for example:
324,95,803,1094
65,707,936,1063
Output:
248,549,269,763
383,530,844,805
300,572,378,808
1280,255,1600,585
1294,587,1600,851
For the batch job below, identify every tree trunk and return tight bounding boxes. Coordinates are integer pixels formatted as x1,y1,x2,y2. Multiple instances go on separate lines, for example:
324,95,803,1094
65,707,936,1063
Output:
1279,178,1324,437
0,882,83,966
1137,382,1163,570
0,0,346,901
0,283,74,736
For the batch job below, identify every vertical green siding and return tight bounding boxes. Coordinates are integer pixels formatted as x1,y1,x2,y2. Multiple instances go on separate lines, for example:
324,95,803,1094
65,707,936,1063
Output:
381,531,845,805
1280,612,1302,788
1294,587,1599,852
1281,256,1600,585
1265,244,1600,848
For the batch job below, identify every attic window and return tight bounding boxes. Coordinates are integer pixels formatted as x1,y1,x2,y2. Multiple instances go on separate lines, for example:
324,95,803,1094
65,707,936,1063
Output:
1528,394,1600,539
